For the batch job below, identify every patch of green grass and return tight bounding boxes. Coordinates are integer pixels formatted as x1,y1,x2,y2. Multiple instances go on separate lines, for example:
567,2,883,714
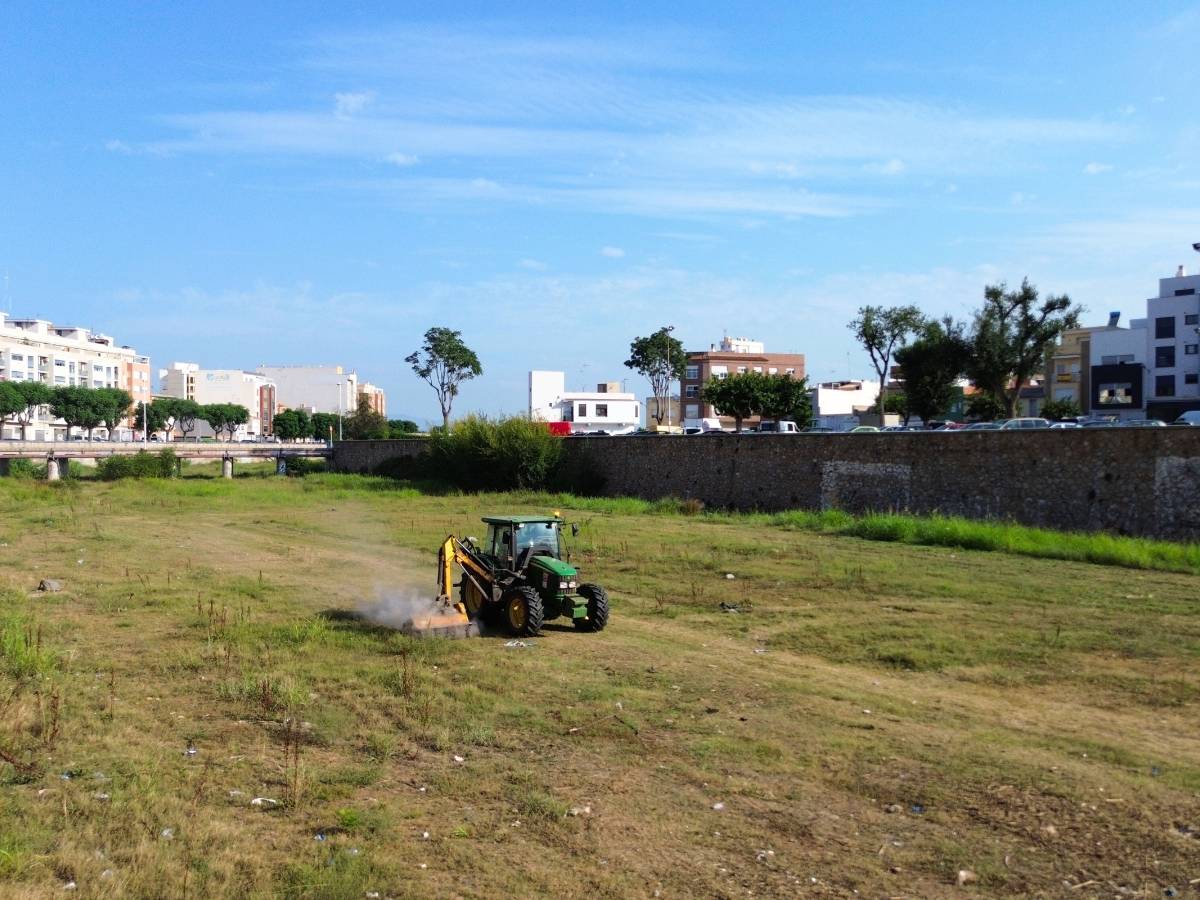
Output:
0,605,58,679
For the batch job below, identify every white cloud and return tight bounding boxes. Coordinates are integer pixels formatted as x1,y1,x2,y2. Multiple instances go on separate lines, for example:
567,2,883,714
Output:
518,258,548,270
1083,162,1113,175
864,158,906,175
385,152,418,166
333,91,374,117
600,246,626,258
104,139,133,154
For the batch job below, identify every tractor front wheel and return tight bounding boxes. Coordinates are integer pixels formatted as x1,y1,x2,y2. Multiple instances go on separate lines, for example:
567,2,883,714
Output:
574,584,610,632
503,587,544,637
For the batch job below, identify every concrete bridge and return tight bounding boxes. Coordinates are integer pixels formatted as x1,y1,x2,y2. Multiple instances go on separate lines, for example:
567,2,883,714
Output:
0,440,330,480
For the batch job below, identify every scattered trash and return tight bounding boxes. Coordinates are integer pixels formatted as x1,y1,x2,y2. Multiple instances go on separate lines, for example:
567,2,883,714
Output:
1164,889,1178,898
724,573,736,580
1041,824,1058,838
100,870,113,880
160,828,174,841
956,869,977,886
92,772,108,782
38,579,63,592
755,849,775,862
37,789,49,797
615,701,623,710
63,882,77,892
884,804,902,814
93,792,110,802
503,640,529,648
568,805,592,817
862,709,871,715
366,893,380,899
719,602,741,613
712,802,725,811
184,745,198,757
314,833,326,842
60,770,81,781
228,790,245,800
909,803,925,815
347,847,361,856
452,755,465,763
419,863,428,870
421,831,430,840
250,797,280,808
753,648,768,654
1175,823,1197,837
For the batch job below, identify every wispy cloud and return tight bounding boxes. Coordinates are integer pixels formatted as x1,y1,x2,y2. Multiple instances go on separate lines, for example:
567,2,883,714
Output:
123,25,1129,221
1083,161,1113,175
600,246,625,258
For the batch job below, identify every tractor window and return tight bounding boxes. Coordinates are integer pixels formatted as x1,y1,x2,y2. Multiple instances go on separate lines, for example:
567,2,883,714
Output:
514,522,559,559
486,524,513,561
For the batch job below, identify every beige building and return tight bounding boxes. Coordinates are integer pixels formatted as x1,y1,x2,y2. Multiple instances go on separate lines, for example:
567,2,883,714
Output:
0,312,150,439
357,382,387,417
159,362,276,438
680,335,806,429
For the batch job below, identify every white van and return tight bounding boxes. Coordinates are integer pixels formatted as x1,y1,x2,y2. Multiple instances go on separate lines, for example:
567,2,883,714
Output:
757,420,799,434
1174,410,1200,426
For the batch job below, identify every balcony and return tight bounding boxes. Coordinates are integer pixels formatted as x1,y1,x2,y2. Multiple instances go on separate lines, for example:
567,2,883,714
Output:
1055,372,1080,383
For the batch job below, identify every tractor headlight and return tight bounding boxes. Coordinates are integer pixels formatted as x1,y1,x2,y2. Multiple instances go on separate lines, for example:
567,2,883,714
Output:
564,580,578,590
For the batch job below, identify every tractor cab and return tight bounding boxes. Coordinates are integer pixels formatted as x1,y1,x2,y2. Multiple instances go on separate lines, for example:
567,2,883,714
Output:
480,515,563,570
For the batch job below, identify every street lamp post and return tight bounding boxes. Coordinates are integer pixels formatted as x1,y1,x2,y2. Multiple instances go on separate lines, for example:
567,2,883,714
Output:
336,381,344,441
665,325,676,431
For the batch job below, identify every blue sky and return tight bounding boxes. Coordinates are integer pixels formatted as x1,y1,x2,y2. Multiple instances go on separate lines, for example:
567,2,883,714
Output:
3,2,1200,423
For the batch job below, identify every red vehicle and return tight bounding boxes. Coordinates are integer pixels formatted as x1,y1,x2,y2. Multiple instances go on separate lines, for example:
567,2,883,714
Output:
544,421,572,437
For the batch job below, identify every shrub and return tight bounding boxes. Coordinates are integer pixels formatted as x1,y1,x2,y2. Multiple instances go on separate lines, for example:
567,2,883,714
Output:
4,459,42,479
427,415,565,491
96,449,178,480
283,457,326,477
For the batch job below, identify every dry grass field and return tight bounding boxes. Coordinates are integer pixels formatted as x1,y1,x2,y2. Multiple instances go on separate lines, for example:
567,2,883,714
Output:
1,469,1198,898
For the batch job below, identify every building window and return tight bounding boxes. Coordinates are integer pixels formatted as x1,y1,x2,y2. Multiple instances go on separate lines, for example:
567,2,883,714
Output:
684,404,700,418
736,366,747,374
684,385,698,398
753,366,763,373
1155,374,1175,397
1186,344,1199,356
1100,354,1134,365
577,403,587,417
685,365,699,380
1156,316,1175,340
768,367,778,374
1097,383,1133,405
1175,288,1196,296
1187,374,1199,385
1156,345,1176,368
595,404,608,418
10,353,22,362
785,367,796,375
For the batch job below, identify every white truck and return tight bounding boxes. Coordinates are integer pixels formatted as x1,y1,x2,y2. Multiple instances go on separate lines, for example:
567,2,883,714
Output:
757,420,800,434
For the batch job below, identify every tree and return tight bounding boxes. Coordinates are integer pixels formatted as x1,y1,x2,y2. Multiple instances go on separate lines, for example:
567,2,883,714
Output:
883,392,909,423
158,397,202,440
202,403,249,441
848,305,926,413
50,386,107,439
700,371,770,432
311,412,339,442
94,387,133,435
388,419,420,437
343,396,389,440
759,374,813,427
625,327,686,426
272,408,311,441
8,381,53,440
966,279,1082,419
894,318,971,426
1040,397,1082,421
405,327,483,429
132,401,171,436
0,382,25,434
965,392,1005,422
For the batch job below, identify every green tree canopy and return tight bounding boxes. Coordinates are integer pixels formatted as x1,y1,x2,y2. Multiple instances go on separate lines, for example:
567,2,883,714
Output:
966,279,1082,418
759,373,812,427
624,327,686,426
133,400,172,435
7,381,54,439
893,318,971,426
94,387,133,433
848,304,926,413
201,403,249,441
405,327,483,429
700,371,770,432
965,392,1006,422
0,382,25,427
343,396,389,440
50,386,106,438
157,397,203,439
272,408,311,441
388,418,420,436
311,412,339,442
1040,397,1081,421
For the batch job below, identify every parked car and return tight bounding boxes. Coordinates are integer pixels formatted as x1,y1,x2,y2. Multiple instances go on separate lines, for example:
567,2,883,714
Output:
1048,421,1079,429
1173,411,1200,426
962,422,1002,431
801,426,835,433
849,425,879,433
1121,419,1166,427
757,420,799,434
1079,419,1118,428
1001,417,1051,430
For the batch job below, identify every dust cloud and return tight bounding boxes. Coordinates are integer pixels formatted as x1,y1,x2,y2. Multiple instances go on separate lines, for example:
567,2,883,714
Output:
358,586,448,631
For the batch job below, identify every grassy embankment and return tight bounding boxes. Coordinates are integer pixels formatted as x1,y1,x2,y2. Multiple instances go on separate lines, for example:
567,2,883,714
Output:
0,468,1198,898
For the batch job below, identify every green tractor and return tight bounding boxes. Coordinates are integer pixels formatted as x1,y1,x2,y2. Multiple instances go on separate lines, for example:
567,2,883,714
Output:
434,514,609,637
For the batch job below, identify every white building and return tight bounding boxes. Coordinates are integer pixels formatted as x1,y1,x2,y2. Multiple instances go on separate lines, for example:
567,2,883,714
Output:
1141,265,1200,419
810,380,880,431
255,365,359,416
529,371,640,434
159,362,276,438
0,312,151,440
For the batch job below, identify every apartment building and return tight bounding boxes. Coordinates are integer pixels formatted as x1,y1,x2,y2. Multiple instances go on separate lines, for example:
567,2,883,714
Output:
529,371,640,434
159,362,276,438
1141,265,1200,421
357,382,387,417
680,336,805,429
0,312,150,439
255,365,359,416
810,380,880,430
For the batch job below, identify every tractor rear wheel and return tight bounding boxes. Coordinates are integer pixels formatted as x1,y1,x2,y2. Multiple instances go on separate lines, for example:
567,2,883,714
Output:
503,587,544,637
574,584,609,632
